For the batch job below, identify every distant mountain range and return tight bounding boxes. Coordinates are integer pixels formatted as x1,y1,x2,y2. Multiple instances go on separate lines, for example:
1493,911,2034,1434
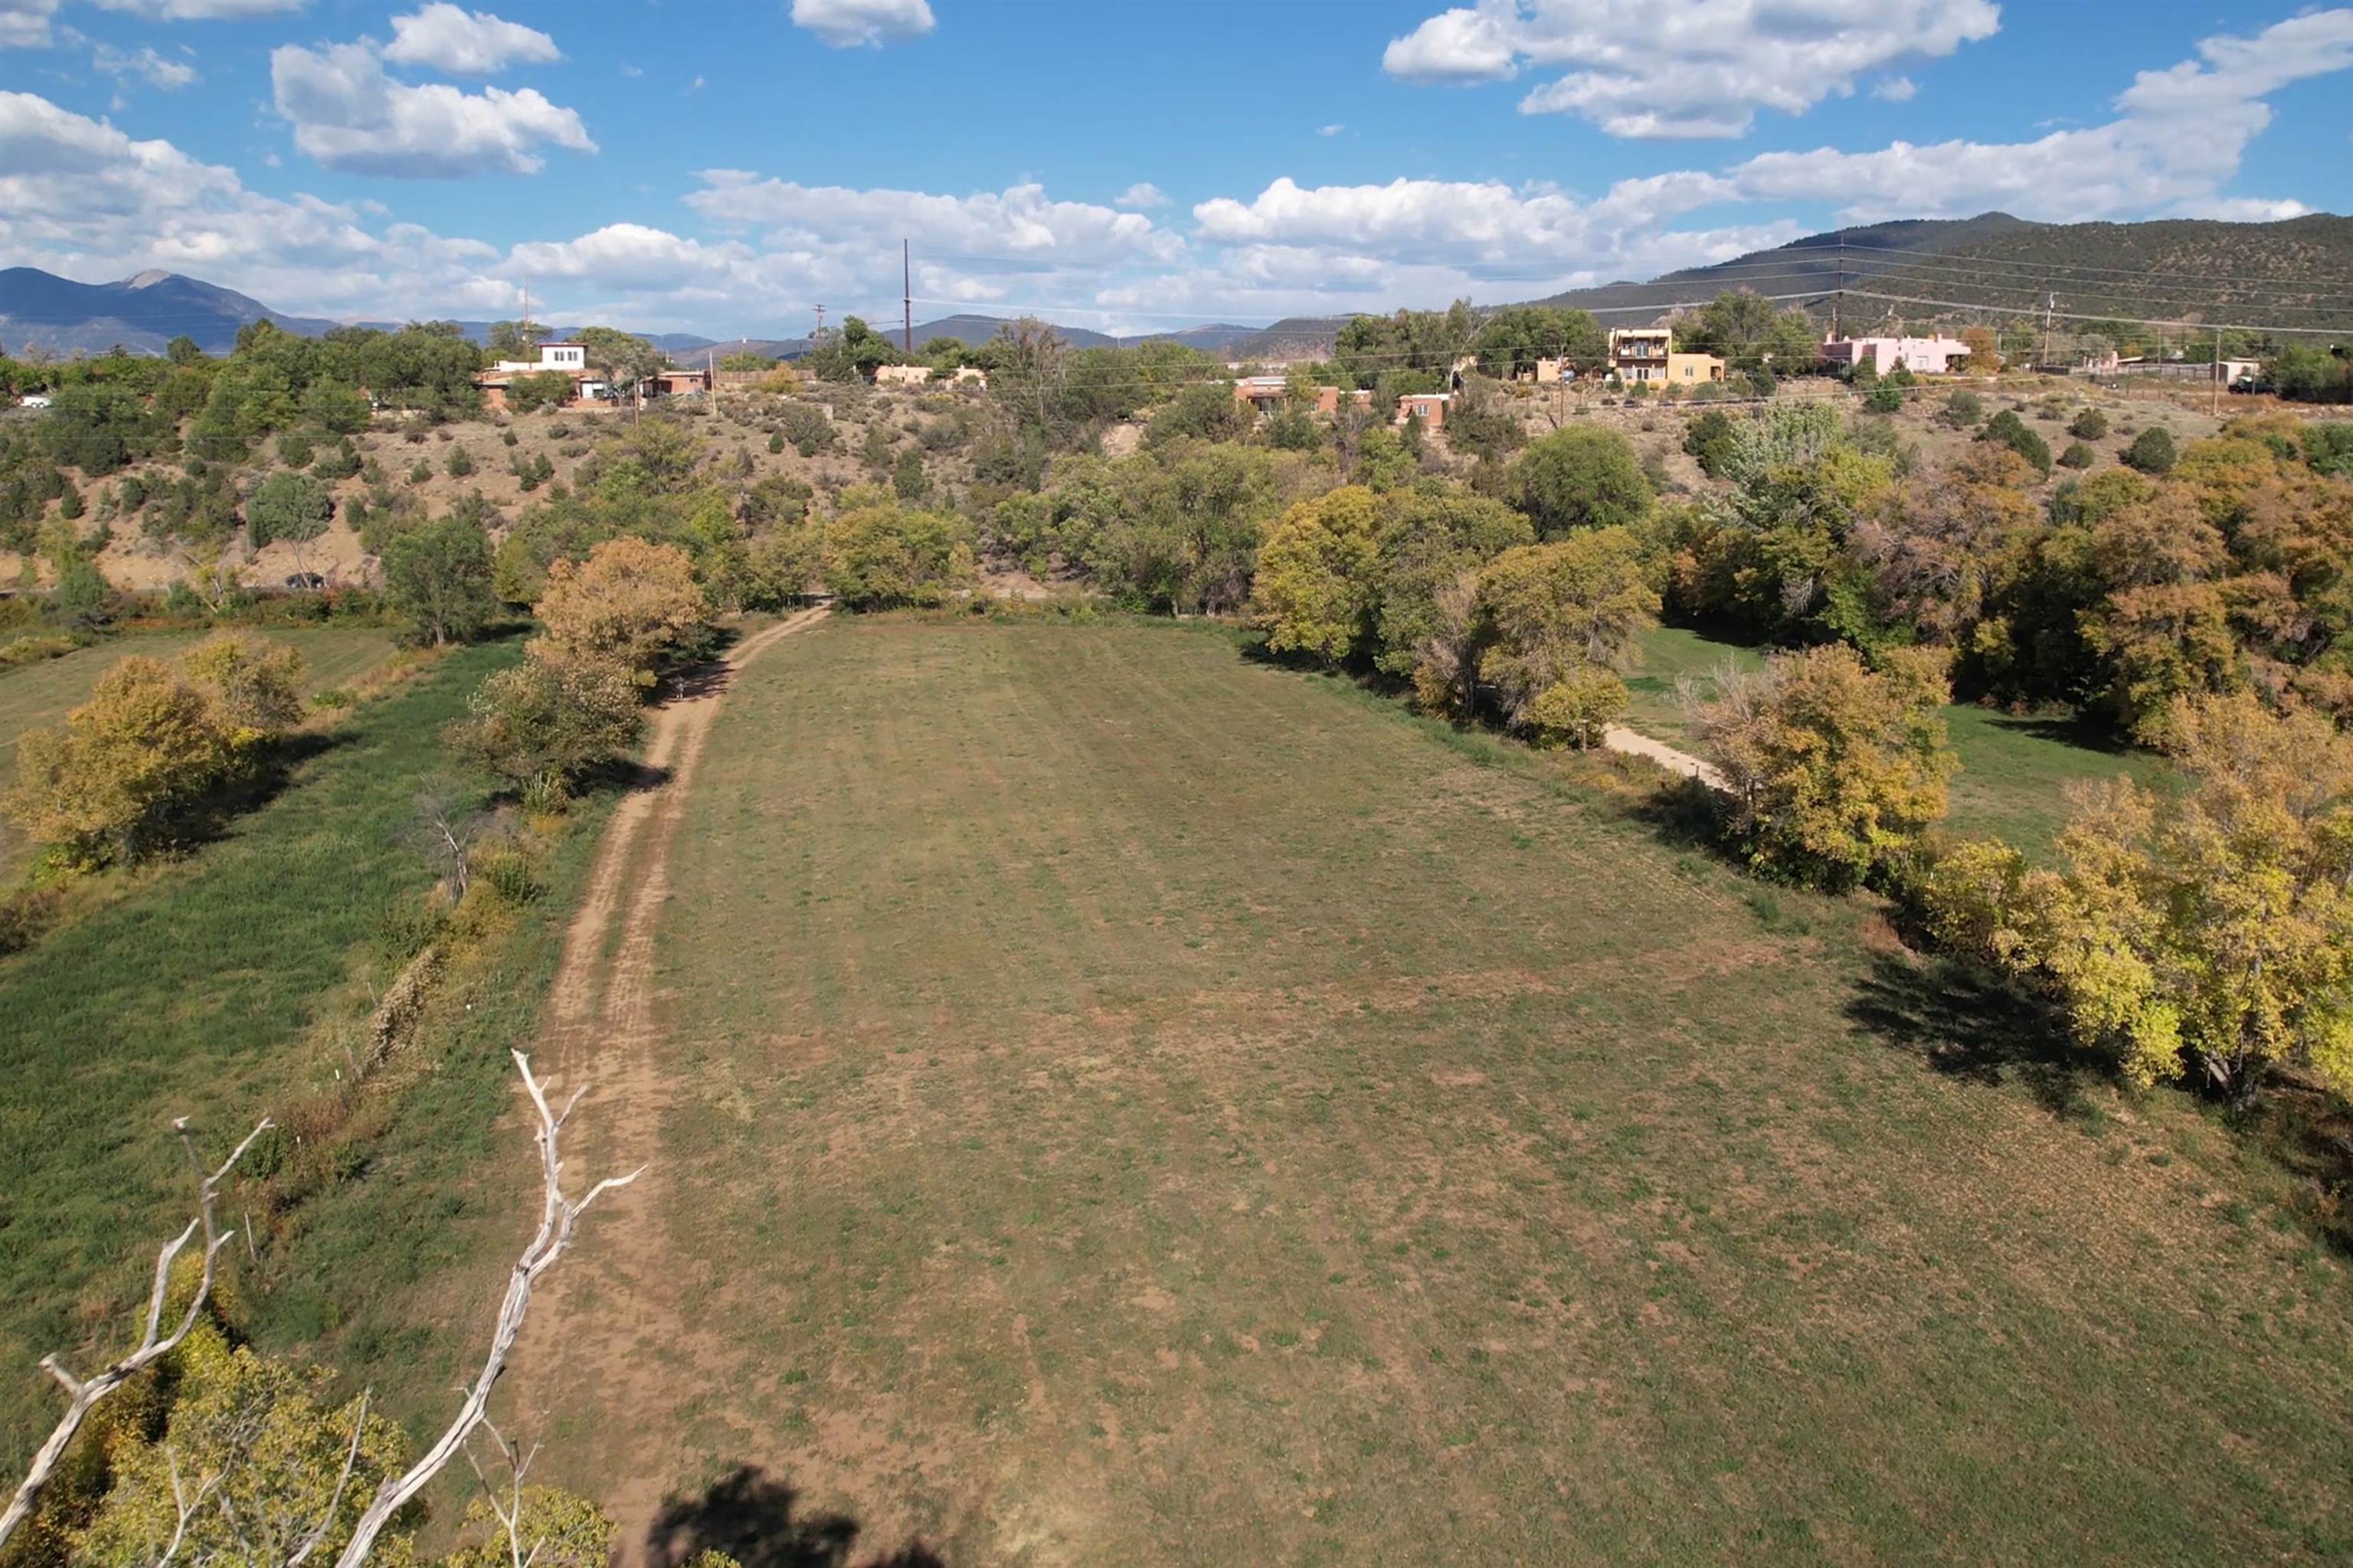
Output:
6,211,2348,365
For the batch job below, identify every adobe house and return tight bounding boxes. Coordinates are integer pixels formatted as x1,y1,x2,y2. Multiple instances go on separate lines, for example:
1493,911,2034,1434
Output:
1605,326,1673,383
1820,335,1973,376
1664,352,1726,385
1396,391,1451,428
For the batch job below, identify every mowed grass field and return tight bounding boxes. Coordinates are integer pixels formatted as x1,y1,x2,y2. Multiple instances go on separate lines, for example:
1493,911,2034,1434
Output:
1625,624,2167,854
0,638,512,1464
539,617,2351,1565
0,627,399,876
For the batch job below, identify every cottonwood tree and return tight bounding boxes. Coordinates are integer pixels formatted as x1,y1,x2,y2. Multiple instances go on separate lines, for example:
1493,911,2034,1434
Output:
534,536,710,681
1507,427,1651,539
383,515,500,647
1692,644,1956,889
1251,486,1383,663
1926,692,2353,1103
1474,527,1658,730
444,652,643,806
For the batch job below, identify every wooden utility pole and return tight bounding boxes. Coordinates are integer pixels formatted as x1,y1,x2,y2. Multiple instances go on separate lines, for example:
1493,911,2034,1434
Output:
2040,292,2055,372
903,239,913,358
2212,325,2223,417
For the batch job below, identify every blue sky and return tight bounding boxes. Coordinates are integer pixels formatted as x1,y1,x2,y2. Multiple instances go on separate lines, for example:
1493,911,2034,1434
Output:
2,0,2349,338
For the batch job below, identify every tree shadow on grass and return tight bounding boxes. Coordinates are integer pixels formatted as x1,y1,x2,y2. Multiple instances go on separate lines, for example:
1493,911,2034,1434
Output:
1844,948,2106,1121
643,1465,946,1568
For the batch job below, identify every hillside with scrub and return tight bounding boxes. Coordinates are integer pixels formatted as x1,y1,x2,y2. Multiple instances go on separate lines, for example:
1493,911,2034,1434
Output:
2,300,2352,1565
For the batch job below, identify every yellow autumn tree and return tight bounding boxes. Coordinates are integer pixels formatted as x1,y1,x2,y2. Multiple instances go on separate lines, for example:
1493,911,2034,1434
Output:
179,631,306,744
1694,643,1957,889
1924,692,2353,1102
6,656,234,866
1250,485,1384,663
534,536,711,683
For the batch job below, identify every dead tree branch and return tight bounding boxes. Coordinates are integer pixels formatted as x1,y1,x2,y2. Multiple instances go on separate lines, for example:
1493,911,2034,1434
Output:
332,1051,641,1568
0,1118,272,1554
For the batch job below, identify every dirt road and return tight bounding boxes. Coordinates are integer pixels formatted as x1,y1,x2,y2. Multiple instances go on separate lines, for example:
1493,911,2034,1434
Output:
502,606,826,1561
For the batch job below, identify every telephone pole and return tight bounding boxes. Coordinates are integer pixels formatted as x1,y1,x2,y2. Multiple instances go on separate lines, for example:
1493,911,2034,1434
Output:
2040,292,2055,372
2211,325,2223,417
1831,234,1844,340
902,239,913,358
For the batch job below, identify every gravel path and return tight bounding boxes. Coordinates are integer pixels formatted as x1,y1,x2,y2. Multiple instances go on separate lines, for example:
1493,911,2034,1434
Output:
1602,724,1728,791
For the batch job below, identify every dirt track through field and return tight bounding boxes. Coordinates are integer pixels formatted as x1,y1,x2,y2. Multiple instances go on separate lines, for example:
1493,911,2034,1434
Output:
504,606,826,1563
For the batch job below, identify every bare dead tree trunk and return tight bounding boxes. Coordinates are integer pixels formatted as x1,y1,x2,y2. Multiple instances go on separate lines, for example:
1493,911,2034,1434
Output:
332,1051,641,1568
0,1118,273,1554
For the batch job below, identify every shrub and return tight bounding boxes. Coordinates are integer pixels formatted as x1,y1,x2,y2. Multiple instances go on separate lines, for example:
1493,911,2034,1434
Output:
1864,381,1903,414
407,460,432,485
767,431,784,454
1937,389,1985,430
444,445,475,479
6,656,234,865
1527,668,1630,748
276,430,315,469
2058,440,2097,469
1682,409,1738,478
1978,408,2052,475
2122,426,2178,474
502,429,519,447
776,401,837,458
443,650,643,802
2069,408,2109,441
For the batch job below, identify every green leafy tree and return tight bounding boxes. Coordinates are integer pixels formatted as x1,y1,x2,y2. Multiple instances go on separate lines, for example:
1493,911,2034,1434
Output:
445,649,645,801
2069,408,2109,441
578,326,666,406
384,513,499,646
1372,487,1534,676
1508,427,1652,539
243,470,332,559
823,500,976,608
1474,527,1657,728
1251,486,1385,663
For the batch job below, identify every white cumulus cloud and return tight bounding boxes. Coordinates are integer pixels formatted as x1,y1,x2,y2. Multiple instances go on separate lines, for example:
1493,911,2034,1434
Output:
1870,75,1916,103
1114,182,1165,210
1724,8,2353,221
384,3,560,74
1385,0,1998,138
271,34,594,177
790,0,933,48
0,0,61,48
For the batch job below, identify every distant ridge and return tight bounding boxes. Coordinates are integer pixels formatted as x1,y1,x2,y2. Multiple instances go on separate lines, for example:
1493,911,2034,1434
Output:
6,211,2347,364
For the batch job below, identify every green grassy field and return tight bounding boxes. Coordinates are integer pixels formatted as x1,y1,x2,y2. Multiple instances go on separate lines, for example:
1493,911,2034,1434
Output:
0,638,512,1466
0,627,400,876
1626,624,2166,853
527,617,2351,1565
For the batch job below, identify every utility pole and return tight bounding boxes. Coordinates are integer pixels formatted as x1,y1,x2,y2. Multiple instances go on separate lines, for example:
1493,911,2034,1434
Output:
1831,234,1844,340
813,303,826,343
903,239,913,358
2040,292,2055,372
2211,326,2223,417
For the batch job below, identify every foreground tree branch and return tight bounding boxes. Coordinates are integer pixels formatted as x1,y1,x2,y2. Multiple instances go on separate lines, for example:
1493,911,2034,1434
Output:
333,1050,642,1568
0,1116,273,1553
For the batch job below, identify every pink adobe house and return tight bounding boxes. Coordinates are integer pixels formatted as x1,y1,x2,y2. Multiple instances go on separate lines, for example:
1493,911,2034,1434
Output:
1820,335,1975,375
